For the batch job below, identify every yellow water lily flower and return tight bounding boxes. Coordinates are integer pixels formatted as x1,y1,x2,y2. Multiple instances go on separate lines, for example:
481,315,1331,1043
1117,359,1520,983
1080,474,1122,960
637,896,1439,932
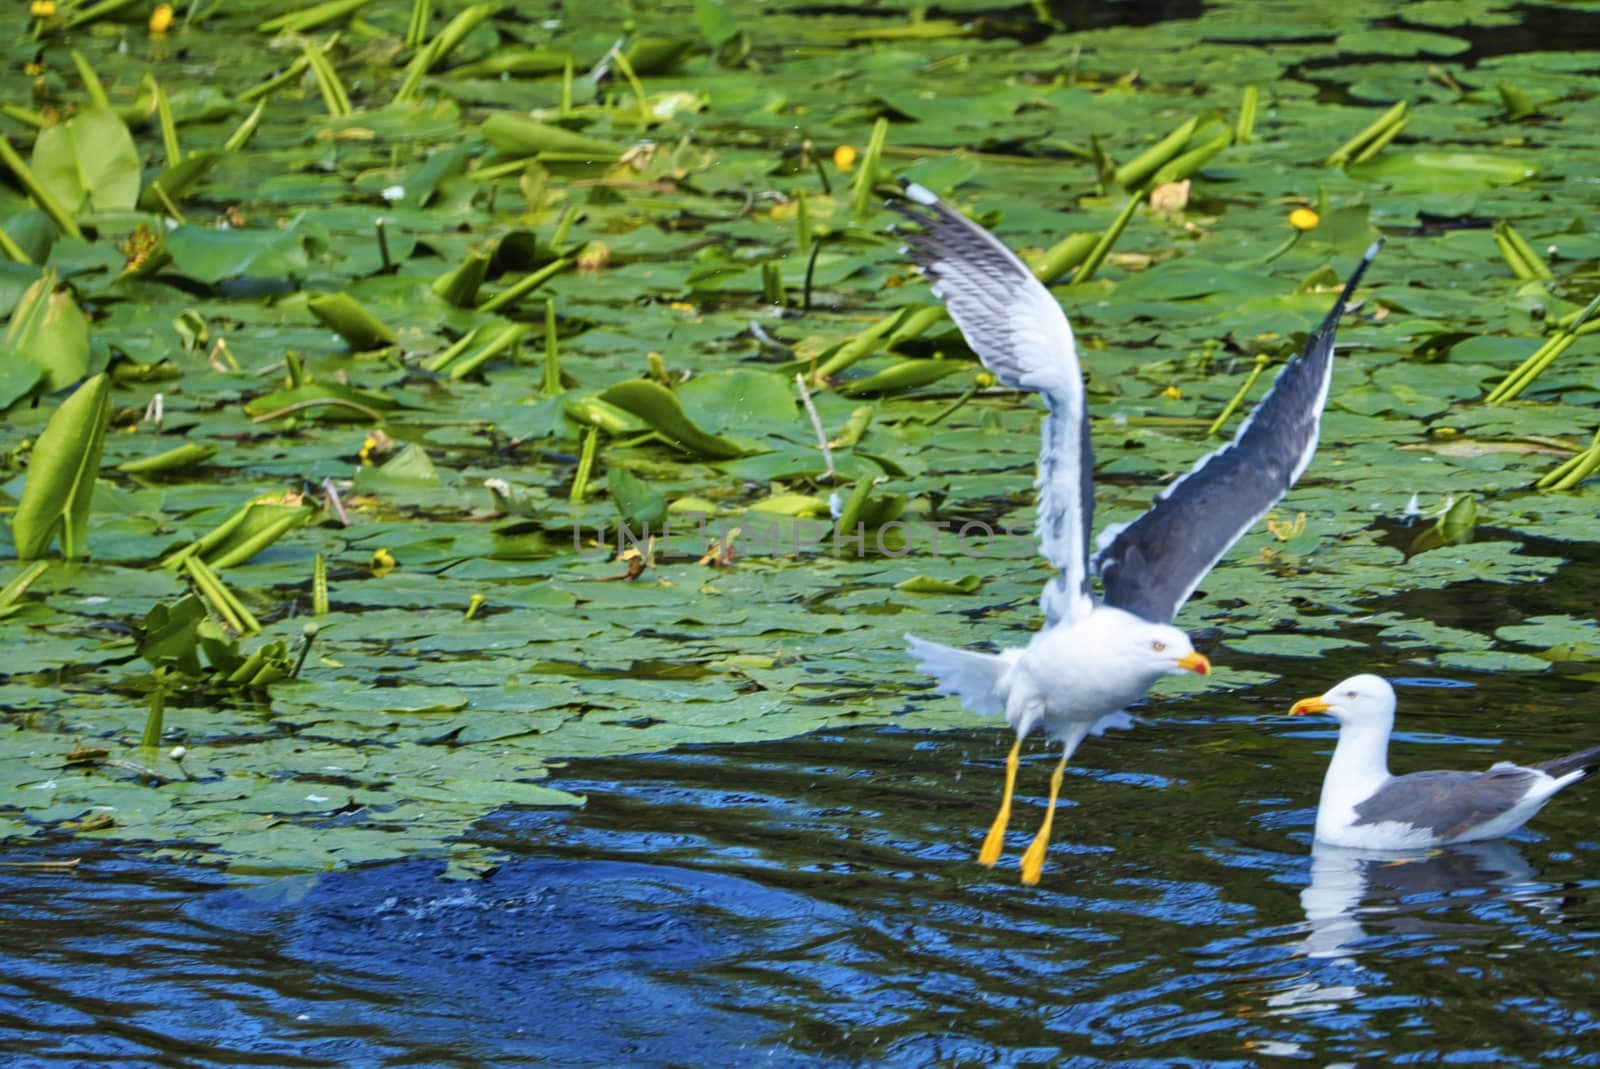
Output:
1289,207,1320,231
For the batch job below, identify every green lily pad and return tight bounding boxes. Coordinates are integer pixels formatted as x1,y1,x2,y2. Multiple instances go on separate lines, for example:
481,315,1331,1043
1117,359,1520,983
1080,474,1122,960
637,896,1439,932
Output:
1348,151,1538,192
599,379,750,458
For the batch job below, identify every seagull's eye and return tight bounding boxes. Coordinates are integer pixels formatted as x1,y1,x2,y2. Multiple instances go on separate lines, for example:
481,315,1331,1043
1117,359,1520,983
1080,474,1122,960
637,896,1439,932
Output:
1151,640,1166,653
1345,690,1359,698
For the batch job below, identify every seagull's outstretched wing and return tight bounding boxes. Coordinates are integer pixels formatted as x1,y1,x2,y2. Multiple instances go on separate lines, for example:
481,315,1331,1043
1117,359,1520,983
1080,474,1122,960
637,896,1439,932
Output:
892,183,1094,628
1095,240,1382,625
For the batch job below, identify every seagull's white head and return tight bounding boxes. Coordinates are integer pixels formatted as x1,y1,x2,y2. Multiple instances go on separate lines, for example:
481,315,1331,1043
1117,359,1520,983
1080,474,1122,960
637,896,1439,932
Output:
1146,622,1211,679
1090,608,1211,682
1290,673,1397,728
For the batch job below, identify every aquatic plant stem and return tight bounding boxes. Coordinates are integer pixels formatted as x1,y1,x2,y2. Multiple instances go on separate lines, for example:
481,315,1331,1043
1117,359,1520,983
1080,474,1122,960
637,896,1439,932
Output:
404,0,430,47
1235,85,1258,144
477,259,572,314
1325,100,1408,166
606,46,651,124
794,373,836,481
291,623,319,678
1207,355,1271,436
140,681,166,749
795,191,812,255
1485,293,1600,403
0,137,82,239
851,118,889,220
302,39,353,117
570,426,598,504
1492,220,1552,281
1536,427,1600,491
69,51,111,108
312,552,329,615
1069,193,1141,286
154,80,181,167
543,299,561,394
0,226,31,265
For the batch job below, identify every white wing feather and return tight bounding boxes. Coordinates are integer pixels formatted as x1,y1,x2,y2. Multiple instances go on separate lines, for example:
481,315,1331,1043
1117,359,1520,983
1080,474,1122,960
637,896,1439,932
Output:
894,184,1094,628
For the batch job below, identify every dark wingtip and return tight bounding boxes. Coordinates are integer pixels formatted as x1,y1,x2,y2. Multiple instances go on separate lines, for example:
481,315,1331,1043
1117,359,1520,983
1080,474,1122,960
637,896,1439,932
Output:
1310,234,1383,340
1338,235,1383,304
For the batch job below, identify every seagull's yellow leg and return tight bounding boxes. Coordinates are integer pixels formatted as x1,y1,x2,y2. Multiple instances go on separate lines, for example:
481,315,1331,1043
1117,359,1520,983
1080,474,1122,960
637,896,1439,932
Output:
978,736,1023,867
1019,751,1069,886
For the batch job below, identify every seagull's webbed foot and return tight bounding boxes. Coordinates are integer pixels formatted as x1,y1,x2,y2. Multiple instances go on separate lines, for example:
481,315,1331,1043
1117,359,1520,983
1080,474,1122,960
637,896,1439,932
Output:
978,736,1023,867
1019,751,1069,886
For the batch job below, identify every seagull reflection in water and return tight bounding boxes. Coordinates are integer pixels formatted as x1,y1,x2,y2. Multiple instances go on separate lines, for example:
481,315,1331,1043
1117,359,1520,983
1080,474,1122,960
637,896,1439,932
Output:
1293,838,1560,964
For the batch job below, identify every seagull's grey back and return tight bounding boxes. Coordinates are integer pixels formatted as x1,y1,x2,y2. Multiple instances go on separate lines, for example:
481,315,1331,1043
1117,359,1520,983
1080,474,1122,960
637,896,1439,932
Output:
1354,767,1537,840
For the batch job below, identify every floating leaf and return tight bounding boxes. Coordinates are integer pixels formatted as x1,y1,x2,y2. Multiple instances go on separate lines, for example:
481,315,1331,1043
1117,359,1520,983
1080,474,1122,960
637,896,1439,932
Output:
675,368,797,435
1435,649,1550,673
115,442,219,474
599,379,748,458
749,493,830,518
1348,151,1537,191
165,225,311,285
30,107,140,215
895,574,981,594
245,382,398,423
608,466,669,530
1336,28,1469,55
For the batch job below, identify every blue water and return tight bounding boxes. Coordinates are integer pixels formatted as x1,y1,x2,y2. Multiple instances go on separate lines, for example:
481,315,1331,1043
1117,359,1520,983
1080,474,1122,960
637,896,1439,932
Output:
6,658,1600,1066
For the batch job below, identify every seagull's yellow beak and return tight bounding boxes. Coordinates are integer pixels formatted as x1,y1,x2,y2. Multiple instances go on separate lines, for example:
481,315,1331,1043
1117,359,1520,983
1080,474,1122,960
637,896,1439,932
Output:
1176,651,1211,676
1290,696,1331,716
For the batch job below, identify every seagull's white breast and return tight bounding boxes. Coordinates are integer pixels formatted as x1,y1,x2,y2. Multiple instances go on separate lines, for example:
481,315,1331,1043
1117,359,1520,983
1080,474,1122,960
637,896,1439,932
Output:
1005,606,1176,741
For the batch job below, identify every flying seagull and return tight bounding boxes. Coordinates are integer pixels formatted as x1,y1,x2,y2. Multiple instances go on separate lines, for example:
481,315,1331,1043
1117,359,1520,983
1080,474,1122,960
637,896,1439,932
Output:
894,182,1379,884
1290,674,1600,849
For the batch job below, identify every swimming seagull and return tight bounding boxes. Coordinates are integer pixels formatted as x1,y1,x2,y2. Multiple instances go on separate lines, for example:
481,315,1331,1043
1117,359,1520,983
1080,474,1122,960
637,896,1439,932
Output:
1290,674,1600,849
892,182,1379,885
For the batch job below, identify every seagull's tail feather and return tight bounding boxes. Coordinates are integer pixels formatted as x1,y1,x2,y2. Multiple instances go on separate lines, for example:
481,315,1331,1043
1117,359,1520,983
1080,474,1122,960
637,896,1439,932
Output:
1533,743,1600,780
904,633,1014,716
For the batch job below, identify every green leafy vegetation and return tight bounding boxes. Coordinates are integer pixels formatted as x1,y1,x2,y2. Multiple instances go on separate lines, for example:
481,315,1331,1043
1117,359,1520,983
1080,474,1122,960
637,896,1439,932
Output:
1,0,1596,874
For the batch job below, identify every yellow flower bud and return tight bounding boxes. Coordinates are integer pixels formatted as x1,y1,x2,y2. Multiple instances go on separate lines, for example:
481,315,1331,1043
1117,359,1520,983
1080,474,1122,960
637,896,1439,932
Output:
833,144,857,172
1288,207,1320,231
149,3,174,33
30,1,57,17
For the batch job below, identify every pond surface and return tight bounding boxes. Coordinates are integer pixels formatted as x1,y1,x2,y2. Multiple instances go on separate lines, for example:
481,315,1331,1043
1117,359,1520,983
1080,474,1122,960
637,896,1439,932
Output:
5,0,1600,1063
7,571,1599,1066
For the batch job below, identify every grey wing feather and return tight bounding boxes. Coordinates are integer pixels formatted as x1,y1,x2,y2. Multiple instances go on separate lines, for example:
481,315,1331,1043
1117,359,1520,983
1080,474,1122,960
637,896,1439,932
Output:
1354,767,1535,840
892,183,1095,628
1532,742,1600,780
1095,240,1381,625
